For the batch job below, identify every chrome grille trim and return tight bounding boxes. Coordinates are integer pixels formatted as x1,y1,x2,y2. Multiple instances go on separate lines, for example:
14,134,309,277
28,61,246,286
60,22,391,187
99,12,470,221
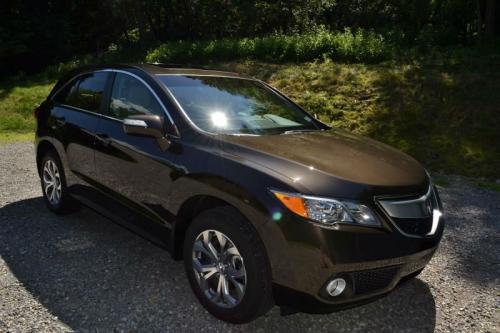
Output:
376,186,442,237
378,186,433,219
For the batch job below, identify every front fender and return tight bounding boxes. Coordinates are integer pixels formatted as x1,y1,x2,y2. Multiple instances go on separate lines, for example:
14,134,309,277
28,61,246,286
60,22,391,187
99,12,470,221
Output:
168,173,295,286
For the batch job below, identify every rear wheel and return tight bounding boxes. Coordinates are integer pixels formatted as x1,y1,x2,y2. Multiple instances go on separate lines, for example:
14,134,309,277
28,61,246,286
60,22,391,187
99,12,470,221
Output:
40,151,73,213
183,206,273,323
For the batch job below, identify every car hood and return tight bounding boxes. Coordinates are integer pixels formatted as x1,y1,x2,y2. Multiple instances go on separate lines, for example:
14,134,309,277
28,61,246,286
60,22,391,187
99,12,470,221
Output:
219,129,426,189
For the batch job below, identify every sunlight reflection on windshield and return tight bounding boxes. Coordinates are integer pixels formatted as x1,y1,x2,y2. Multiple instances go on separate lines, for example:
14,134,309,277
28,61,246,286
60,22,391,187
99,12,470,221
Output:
211,111,228,128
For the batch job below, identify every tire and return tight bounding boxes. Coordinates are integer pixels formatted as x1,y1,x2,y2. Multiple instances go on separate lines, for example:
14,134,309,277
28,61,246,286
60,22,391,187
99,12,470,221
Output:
183,206,273,323
39,150,75,214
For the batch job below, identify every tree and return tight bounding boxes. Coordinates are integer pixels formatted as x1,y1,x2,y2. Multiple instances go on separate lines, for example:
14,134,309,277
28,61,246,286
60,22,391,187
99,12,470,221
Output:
484,0,497,42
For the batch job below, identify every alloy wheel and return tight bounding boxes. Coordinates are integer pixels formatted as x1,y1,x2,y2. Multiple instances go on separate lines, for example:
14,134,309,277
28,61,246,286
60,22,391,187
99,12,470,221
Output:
42,159,62,206
192,230,247,308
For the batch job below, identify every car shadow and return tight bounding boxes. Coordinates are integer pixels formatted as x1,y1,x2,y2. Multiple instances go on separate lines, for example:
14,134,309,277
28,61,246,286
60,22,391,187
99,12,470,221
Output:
0,197,436,332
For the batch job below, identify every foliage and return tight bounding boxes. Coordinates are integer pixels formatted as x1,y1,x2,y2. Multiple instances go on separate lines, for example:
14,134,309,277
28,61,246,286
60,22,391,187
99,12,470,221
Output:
146,28,392,64
2,0,498,75
1,50,499,178
0,1,121,74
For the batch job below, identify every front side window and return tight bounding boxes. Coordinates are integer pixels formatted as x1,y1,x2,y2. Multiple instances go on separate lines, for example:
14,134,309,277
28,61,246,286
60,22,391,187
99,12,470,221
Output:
108,73,164,120
157,75,320,135
55,72,108,113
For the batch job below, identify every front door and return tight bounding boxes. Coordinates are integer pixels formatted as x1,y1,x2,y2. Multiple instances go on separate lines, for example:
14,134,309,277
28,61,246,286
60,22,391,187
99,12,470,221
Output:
93,71,179,229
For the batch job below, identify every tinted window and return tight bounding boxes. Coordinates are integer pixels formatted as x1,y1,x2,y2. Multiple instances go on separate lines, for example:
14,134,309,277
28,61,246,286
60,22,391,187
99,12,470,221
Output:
53,78,78,104
157,75,320,135
108,73,164,119
56,72,108,112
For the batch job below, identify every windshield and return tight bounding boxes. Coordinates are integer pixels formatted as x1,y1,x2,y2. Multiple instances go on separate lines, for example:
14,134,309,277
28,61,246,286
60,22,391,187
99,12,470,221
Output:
157,75,321,134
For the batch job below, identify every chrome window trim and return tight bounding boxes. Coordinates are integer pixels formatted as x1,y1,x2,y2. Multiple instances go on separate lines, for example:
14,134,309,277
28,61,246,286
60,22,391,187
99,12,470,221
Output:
50,71,96,102
101,69,177,131
153,75,219,136
51,71,109,115
51,68,180,138
53,103,124,124
156,73,255,80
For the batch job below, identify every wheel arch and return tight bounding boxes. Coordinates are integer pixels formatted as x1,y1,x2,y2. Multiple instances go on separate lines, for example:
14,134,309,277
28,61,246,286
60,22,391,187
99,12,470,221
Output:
172,194,232,259
36,140,58,176
169,173,274,260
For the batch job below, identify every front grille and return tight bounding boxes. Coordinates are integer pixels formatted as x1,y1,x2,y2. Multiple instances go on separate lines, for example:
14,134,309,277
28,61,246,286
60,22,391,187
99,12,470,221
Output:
351,266,400,295
377,185,440,237
392,217,432,236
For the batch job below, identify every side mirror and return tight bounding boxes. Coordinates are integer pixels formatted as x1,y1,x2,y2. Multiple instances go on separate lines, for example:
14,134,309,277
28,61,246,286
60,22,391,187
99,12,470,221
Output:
123,115,171,150
123,115,163,138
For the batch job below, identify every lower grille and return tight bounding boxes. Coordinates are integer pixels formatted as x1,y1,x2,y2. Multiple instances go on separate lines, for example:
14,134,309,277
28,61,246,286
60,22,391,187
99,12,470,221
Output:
351,266,399,295
393,217,432,236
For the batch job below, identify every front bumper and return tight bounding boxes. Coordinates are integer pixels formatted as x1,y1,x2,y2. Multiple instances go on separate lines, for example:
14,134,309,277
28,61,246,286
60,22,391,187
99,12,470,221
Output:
275,245,437,311
258,209,444,309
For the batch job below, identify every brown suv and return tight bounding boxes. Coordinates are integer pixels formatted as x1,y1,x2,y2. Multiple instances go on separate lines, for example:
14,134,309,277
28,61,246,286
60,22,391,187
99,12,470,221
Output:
35,64,444,323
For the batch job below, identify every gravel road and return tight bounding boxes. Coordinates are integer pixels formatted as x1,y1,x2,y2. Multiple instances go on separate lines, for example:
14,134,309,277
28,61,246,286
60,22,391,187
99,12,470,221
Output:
0,142,498,332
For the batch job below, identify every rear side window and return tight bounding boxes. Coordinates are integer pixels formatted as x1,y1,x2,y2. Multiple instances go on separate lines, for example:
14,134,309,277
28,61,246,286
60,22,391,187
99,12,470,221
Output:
108,73,164,119
54,72,108,113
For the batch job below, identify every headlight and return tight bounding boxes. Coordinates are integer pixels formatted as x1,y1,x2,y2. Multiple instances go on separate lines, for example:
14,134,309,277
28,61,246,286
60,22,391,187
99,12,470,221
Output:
271,190,380,227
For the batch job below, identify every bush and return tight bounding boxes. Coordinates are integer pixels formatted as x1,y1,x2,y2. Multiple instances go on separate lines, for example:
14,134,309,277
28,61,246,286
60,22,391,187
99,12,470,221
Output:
146,28,393,64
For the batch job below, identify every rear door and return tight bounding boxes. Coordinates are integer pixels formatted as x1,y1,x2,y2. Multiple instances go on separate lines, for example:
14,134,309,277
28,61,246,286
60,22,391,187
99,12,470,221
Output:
93,70,179,228
51,71,111,187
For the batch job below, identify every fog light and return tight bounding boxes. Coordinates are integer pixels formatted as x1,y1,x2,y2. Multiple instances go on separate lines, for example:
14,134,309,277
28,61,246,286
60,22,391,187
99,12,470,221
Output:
326,278,346,297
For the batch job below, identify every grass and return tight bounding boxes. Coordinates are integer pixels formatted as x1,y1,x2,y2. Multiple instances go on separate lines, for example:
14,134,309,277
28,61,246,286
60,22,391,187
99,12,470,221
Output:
0,78,54,133
431,175,451,187
474,180,500,192
0,131,34,143
1,46,499,179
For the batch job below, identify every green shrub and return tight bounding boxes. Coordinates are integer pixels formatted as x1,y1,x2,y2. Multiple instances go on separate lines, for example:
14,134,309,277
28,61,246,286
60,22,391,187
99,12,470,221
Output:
146,28,393,64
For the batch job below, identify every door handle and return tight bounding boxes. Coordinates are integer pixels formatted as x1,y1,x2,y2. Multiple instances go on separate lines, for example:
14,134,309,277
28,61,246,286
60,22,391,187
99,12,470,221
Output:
55,117,66,126
95,133,111,147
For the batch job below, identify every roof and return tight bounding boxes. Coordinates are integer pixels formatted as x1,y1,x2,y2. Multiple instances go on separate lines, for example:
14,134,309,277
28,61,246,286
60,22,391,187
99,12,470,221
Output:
48,63,254,99
135,63,253,79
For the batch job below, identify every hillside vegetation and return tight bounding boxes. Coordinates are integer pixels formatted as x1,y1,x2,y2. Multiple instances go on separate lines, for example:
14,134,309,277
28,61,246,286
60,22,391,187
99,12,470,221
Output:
1,47,498,178
146,29,391,64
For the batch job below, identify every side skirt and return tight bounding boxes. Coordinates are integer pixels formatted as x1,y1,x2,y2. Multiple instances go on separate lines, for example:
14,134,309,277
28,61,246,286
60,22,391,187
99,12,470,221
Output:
69,184,173,252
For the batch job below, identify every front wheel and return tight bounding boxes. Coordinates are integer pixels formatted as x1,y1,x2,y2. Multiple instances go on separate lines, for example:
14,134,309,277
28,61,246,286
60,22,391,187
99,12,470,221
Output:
183,206,273,323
